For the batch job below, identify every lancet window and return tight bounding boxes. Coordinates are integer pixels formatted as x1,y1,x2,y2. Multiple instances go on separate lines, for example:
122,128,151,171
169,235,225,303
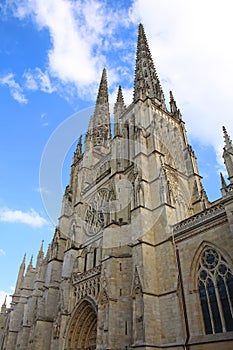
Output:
198,247,233,334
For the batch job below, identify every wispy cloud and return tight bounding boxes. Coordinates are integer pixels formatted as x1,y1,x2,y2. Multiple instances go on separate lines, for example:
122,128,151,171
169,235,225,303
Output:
34,186,50,194
0,73,28,104
0,249,5,256
0,208,48,227
24,68,55,93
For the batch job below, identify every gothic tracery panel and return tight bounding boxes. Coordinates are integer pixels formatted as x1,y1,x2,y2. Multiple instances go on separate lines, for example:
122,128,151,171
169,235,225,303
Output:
198,247,233,334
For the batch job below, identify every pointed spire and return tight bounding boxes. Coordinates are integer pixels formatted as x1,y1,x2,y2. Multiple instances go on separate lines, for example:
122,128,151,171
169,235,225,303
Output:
117,85,124,102
223,126,233,151
15,253,26,293
93,68,111,128
27,255,33,272
220,172,227,188
114,86,126,136
222,126,233,183
85,69,111,150
134,24,165,107
73,134,83,163
36,240,44,268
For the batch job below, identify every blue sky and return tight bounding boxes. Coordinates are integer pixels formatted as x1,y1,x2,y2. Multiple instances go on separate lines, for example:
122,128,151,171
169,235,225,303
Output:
0,0,233,306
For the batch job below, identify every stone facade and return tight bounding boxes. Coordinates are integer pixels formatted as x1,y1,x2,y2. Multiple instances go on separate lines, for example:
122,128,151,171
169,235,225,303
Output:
1,24,233,350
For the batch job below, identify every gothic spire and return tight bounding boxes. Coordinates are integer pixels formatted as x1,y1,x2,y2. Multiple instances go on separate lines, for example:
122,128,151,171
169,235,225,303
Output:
133,23,165,107
93,68,111,129
86,69,111,149
222,126,233,183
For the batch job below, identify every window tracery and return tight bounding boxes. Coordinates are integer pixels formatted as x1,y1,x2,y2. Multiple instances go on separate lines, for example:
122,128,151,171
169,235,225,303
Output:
198,247,233,334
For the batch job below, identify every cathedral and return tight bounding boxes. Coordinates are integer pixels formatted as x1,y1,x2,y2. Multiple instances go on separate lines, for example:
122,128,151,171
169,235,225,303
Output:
1,24,233,350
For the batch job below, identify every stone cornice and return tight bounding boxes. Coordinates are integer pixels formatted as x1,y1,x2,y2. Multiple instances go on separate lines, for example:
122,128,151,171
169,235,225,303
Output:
173,203,226,237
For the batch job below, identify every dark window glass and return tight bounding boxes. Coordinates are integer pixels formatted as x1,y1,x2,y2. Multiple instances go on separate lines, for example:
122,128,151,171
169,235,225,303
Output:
207,279,222,333
199,280,212,334
198,247,233,335
93,248,97,268
217,276,233,331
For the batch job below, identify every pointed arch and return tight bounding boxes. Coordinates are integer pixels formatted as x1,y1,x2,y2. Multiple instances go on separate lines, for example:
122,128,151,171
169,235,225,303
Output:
190,241,233,292
190,241,233,334
64,297,97,350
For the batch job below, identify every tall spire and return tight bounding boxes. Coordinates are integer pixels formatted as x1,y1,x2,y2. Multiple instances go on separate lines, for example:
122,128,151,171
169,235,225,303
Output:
86,68,111,149
222,126,233,183
134,23,165,107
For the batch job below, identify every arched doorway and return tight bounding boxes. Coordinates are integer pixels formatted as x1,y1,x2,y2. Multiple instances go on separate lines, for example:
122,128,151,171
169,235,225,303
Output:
65,298,97,350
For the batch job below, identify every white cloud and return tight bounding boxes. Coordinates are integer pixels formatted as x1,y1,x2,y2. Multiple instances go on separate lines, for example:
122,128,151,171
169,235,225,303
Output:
0,208,48,227
0,249,5,256
7,0,131,99
0,73,28,104
0,291,12,309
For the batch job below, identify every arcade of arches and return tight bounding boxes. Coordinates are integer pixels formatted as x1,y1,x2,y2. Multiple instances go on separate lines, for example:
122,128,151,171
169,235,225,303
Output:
65,299,97,350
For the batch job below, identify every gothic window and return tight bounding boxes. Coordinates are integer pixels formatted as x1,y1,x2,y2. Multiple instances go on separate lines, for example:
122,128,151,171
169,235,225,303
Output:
84,252,88,272
93,248,97,268
198,247,233,334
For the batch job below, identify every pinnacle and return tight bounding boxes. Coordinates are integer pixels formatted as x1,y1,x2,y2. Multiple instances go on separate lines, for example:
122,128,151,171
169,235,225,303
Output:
220,172,227,188
116,86,124,104
223,126,233,150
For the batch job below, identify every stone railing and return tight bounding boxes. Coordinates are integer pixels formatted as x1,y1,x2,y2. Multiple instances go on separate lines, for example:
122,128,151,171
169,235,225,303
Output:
72,266,101,301
173,203,225,235
72,265,101,284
